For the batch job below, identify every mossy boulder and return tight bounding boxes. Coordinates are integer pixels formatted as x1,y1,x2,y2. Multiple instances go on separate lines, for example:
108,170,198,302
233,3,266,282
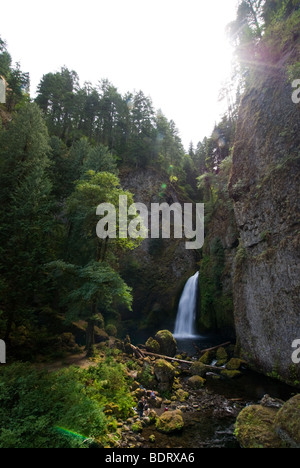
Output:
137,358,156,388
156,410,184,434
132,420,143,433
199,351,213,365
175,388,189,402
274,394,300,447
190,361,207,377
235,395,300,448
154,330,177,357
235,405,283,448
187,375,206,389
216,347,228,366
154,359,175,392
221,369,242,379
145,337,160,354
226,358,245,370
148,409,158,424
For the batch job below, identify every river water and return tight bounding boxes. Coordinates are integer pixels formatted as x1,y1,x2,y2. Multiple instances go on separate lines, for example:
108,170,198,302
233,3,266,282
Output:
138,333,296,448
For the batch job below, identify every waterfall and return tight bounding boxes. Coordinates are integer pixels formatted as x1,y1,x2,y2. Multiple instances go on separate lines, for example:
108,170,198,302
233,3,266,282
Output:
174,271,199,339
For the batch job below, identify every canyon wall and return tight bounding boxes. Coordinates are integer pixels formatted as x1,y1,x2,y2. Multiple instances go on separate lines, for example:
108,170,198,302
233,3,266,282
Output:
229,59,300,385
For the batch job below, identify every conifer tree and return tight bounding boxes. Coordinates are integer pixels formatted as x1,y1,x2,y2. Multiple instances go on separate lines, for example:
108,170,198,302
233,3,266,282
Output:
0,102,53,345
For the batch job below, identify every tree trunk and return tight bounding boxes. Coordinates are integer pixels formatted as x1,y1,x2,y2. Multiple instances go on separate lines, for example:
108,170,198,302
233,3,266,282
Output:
86,304,96,357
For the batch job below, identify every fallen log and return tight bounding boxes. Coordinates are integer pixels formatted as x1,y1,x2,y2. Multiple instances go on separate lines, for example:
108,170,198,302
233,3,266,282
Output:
129,344,145,360
194,341,231,355
140,349,224,370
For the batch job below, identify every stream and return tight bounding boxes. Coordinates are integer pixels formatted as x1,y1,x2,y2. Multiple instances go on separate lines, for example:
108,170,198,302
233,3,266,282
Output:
131,335,296,449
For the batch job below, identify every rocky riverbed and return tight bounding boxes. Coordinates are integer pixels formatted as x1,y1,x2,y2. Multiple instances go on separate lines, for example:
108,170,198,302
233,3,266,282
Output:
109,331,298,449
117,385,242,449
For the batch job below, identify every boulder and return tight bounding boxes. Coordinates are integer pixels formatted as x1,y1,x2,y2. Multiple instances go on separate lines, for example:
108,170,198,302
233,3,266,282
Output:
156,410,184,434
131,420,143,433
199,351,213,365
145,337,160,354
137,358,156,388
190,361,207,377
175,388,189,402
152,396,163,409
154,359,175,392
187,375,206,389
235,405,283,448
154,330,177,357
225,358,245,371
221,369,242,379
216,347,228,366
274,394,300,448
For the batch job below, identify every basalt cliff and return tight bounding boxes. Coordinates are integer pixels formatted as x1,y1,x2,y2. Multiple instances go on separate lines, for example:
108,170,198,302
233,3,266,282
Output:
228,50,300,385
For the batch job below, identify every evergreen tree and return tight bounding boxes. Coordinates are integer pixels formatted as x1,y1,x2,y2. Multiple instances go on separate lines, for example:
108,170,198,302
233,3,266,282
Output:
0,103,53,346
35,67,79,142
0,37,12,79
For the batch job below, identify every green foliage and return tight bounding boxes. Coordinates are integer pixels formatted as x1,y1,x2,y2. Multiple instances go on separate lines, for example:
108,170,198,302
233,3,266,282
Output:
0,358,134,448
0,363,107,448
81,356,135,419
235,241,248,266
0,37,12,79
0,102,54,347
198,238,233,331
35,66,188,181
0,36,29,111
48,260,132,320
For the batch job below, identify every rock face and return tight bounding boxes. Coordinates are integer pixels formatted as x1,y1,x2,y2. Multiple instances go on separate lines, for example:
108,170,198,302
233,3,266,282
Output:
119,168,198,333
229,57,300,385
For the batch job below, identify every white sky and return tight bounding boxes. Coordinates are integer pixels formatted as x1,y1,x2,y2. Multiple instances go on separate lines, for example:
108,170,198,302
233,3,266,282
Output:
0,0,238,149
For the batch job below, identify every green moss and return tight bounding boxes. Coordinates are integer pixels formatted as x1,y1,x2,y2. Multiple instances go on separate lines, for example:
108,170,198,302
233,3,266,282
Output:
216,347,228,366
155,359,174,372
156,410,184,434
199,351,213,365
221,369,242,379
274,395,300,446
235,405,284,449
154,330,177,357
145,337,160,354
198,238,234,332
132,420,143,433
226,358,245,371
187,375,206,389
175,389,189,402
235,241,247,266
190,361,207,377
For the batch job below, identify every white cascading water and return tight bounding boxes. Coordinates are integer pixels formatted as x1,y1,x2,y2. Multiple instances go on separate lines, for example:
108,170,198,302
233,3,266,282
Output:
173,271,199,339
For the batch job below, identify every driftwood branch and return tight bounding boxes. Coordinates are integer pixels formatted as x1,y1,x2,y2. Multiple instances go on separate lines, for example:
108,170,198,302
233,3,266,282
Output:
129,346,224,371
193,341,231,355
129,344,145,360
